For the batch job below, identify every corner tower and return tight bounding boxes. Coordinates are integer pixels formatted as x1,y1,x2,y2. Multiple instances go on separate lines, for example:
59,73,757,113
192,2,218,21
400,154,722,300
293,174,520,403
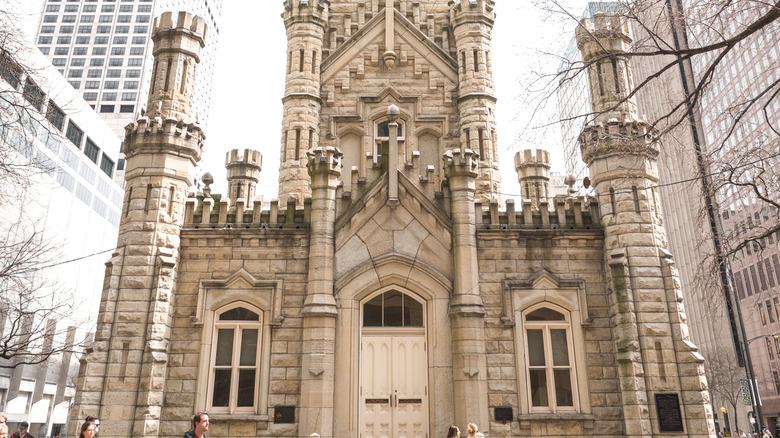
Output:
515,149,551,210
68,12,207,438
225,148,262,206
278,0,329,204
577,13,714,437
450,0,500,203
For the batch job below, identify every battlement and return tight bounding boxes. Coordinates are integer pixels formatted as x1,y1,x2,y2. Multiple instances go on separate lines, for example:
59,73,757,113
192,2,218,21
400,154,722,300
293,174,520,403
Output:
443,148,480,174
283,0,330,27
579,119,659,165
226,148,262,168
182,191,600,232
575,12,632,58
449,0,495,19
153,11,207,43
514,149,551,168
123,115,204,163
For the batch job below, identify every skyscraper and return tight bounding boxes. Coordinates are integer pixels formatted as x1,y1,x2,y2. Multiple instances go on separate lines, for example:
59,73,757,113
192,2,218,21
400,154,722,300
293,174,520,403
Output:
33,0,222,173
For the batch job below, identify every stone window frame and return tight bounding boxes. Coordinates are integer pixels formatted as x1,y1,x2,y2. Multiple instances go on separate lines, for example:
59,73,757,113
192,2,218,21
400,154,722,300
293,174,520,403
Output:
502,270,593,419
191,269,284,420
207,302,264,414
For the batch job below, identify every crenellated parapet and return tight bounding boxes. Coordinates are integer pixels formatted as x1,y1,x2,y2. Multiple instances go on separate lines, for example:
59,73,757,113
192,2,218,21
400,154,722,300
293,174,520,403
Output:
579,119,660,185
283,0,330,29
575,12,637,123
448,0,496,28
146,11,207,122
443,147,479,181
123,116,205,180
307,145,343,178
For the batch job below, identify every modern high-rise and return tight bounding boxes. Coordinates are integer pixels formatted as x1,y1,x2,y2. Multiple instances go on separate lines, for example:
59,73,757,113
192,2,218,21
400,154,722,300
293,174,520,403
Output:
0,24,123,436
32,0,222,174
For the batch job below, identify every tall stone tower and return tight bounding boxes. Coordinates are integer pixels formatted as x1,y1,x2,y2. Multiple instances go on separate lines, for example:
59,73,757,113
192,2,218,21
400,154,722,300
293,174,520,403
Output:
278,0,329,204
450,0,501,203
225,148,262,206
68,11,207,438
577,13,714,437
514,149,551,210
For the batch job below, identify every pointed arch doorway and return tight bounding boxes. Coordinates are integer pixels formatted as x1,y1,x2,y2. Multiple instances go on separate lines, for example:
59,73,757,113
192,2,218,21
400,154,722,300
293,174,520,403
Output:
359,289,429,438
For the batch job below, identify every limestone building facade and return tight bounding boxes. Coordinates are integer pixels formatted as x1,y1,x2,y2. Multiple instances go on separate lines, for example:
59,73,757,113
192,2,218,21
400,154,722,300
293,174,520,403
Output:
71,3,717,438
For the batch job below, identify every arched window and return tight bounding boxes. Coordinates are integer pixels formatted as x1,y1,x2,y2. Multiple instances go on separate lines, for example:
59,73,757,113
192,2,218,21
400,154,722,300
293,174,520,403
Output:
362,290,423,327
209,304,262,413
523,305,577,412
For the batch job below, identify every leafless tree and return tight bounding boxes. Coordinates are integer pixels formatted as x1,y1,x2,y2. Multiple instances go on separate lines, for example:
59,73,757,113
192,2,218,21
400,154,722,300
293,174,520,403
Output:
0,5,91,368
704,350,751,433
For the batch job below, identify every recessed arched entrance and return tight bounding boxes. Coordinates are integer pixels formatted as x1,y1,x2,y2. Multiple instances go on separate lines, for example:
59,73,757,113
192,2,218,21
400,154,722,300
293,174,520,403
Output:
359,289,428,438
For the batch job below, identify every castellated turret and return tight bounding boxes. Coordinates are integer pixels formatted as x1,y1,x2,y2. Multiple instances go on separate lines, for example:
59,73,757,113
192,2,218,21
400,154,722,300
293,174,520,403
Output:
576,13,715,437
450,0,501,204
68,11,208,438
278,0,330,205
225,148,262,206
514,149,551,210
575,12,637,124
145,11,207,122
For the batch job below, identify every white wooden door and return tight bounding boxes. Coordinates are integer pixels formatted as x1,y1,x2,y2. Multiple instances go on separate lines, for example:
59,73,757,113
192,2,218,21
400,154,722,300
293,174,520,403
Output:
360,335,428,438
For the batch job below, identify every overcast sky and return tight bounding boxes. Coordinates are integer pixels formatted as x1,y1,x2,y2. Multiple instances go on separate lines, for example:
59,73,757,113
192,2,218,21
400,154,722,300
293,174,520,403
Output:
6,0,592,201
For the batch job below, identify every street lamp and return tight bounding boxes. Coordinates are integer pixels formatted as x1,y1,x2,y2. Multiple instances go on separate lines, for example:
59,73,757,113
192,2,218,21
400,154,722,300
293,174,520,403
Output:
744,332,778,433
722,406,732,436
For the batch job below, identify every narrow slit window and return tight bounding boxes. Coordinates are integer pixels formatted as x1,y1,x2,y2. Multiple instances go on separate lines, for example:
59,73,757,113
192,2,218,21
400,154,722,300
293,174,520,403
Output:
309,128,315,150
283,130,288,161
311,50,317,74
609,187,616,213
299,49,304,72
164,58,172,91
478,128,485,158
180,60,188,94
150,60,158,93
632,186,640,212
612,59,620,93
295,128,301,160
473,49,479,72
461,51,467,74
124,187,133,217
597,63,605,96
168,186,175,214
144,183,152,212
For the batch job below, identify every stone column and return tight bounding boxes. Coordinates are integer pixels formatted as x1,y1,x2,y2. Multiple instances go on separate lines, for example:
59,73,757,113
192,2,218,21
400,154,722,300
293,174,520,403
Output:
299,146,342,438
443,148,489,432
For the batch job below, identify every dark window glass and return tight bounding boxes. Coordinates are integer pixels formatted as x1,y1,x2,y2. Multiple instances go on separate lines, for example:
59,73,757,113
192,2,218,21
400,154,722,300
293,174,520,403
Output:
46,101,65,131
211,369,230,407
526,308,566,321
99,105,114,113
84,138,99,162
100,155,114,177
236,369,255,407
220,307,260,321
23,79,45,111
65,121,83,148
362,291,424,327
363,295,382,327
0,52,23,88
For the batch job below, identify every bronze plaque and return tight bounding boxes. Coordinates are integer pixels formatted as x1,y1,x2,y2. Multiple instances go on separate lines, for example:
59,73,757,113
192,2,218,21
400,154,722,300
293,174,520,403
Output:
655,393,684,433
398,398,422,404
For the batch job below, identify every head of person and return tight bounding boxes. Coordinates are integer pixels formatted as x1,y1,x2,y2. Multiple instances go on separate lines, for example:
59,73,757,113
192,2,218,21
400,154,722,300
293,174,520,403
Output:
0,424,8,438
79,421,96,438
0,417,6,426
84,417,99,435
18,423,28,436
192,412,209,434
467,423,478,436
447,426,460,438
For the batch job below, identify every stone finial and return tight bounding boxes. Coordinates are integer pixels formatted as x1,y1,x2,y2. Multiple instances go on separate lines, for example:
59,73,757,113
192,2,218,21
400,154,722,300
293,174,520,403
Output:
514,149,551,210
201,172,213,198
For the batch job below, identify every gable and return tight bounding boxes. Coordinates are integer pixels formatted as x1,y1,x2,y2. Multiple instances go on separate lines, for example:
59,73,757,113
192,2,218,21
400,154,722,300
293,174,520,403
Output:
321,8,458,86
334,172,453,283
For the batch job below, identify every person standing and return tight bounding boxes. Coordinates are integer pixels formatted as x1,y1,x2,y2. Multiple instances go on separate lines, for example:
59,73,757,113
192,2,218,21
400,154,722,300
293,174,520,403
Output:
0,423,9,438
183,412,209,438
466,423,478,438
84,417,100,438
11,422,33,438
77,422,95,438
446,426,460,438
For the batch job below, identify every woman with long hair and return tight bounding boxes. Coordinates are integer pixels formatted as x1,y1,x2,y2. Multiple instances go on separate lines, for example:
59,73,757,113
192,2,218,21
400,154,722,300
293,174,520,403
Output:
446,426,460,438
78,421,96,438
